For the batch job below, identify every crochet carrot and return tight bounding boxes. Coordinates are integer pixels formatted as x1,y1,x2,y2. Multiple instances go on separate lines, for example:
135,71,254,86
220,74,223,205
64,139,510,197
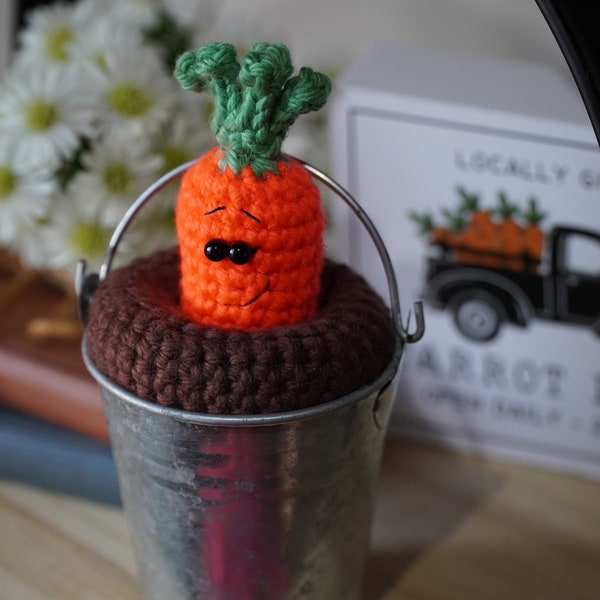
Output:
173,42,332,330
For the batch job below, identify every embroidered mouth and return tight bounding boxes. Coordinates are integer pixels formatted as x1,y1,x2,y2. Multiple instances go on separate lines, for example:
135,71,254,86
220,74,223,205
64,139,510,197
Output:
222,279,270,308
240,280,270,306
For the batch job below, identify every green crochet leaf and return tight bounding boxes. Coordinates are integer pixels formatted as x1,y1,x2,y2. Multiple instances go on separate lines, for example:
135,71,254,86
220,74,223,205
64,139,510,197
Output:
174,42,332,176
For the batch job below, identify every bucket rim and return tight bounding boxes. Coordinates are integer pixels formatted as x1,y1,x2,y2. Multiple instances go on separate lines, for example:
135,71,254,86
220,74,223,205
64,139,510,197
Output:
82,335,403,427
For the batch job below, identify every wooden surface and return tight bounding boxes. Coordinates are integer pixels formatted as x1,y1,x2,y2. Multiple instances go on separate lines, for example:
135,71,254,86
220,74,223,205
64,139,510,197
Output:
2,437,599,600
0,265,107,441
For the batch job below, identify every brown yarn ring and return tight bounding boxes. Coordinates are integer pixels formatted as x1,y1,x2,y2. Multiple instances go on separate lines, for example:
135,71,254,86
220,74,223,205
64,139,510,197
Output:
85,247,396,414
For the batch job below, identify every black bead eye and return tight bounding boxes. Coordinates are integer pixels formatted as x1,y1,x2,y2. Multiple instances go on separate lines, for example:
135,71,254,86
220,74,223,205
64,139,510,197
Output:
204,239,229,262
229,242,256,265
204,239,256,265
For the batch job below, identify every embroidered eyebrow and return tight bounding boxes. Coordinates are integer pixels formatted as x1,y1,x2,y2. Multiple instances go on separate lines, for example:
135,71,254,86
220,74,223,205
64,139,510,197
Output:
204,206,226,215
241,209,261,223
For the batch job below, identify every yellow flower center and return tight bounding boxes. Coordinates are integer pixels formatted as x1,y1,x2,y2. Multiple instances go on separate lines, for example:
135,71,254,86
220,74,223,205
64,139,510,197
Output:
44,25,73,62
69,222,110,258
102,161,132,194
0,166,16,199
25,99,58,131
108,83,152,118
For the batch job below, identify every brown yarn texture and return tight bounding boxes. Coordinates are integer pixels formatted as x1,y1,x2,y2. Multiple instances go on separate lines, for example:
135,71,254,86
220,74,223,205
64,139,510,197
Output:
85,247,396,414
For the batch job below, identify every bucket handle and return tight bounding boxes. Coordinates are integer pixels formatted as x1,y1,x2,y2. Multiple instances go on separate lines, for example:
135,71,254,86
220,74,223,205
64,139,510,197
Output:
76,156,424,344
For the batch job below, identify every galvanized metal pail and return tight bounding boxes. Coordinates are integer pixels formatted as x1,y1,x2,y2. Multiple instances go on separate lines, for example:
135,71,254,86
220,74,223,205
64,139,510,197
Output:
77,158,424,600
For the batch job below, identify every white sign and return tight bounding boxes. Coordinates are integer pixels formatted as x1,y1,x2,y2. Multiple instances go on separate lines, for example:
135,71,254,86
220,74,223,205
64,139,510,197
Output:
331,46,600,479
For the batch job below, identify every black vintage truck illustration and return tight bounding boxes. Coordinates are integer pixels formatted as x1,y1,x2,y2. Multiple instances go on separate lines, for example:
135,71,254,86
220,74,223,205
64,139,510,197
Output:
410,188,600,341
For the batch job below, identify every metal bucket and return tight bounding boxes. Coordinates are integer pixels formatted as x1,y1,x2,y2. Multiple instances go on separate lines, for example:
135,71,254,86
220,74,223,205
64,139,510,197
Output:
77,158,424,600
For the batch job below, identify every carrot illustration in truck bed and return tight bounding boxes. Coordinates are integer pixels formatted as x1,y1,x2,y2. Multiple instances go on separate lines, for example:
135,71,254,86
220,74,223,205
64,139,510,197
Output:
455,187,495,256
174,42,332,329
521,197,547,261
409,187,547,273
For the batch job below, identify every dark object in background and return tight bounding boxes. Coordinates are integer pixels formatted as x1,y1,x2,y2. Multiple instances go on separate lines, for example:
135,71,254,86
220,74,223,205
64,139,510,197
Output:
535,0,600,146
0,406,121,506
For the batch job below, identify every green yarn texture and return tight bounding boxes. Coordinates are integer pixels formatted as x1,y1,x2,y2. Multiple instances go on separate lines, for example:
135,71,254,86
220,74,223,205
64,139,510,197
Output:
174,42,332,176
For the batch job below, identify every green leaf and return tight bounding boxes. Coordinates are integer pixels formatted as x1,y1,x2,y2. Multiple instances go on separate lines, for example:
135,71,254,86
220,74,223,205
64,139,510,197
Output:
274,68,332,126
442,208,466,233
522,197,547,225
408,211,435,235
456,186,480,213
494,191,520,219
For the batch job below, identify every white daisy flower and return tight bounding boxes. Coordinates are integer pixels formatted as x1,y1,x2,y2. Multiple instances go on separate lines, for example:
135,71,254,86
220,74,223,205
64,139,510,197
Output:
88,48,178,141
0,64,99,172
0,145,55,249
156,100,212,174
126,195,178,257
17,0,106,66
69,12,147,71
67,131,163,228
30,183,154,276
26,191,114,276
109,104,207,257
108,91,215,259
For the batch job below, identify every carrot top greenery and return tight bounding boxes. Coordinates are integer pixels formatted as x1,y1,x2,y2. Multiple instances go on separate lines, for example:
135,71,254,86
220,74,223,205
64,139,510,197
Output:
173,43,332,330
175,42,331,177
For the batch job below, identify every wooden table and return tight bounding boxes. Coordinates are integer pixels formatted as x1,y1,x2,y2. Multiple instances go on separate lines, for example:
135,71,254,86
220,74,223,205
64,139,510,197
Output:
2,438,599,599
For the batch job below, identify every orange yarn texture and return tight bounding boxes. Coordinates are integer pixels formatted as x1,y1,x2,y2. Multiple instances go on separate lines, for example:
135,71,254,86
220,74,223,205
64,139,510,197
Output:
176,148,325,330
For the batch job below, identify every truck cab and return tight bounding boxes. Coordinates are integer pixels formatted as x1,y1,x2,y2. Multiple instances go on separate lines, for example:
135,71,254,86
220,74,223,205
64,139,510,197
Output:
551,226,600,325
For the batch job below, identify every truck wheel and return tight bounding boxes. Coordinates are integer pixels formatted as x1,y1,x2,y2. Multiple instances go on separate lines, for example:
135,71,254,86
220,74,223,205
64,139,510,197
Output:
449,289,506,342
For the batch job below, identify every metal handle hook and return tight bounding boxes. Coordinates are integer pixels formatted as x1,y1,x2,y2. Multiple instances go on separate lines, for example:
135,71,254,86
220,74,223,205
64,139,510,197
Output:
402,300,425,344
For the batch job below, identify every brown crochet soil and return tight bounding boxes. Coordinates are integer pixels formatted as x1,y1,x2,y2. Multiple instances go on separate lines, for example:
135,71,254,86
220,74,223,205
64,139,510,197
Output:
85,247,396,414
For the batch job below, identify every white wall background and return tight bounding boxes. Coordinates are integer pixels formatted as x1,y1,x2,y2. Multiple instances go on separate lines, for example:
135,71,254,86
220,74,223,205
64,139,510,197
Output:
212,0,569,75
1,1,571,79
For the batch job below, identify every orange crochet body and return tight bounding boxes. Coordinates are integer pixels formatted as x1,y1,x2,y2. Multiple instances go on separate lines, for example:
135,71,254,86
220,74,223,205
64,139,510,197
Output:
176,148,325,330
173,42,331,330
